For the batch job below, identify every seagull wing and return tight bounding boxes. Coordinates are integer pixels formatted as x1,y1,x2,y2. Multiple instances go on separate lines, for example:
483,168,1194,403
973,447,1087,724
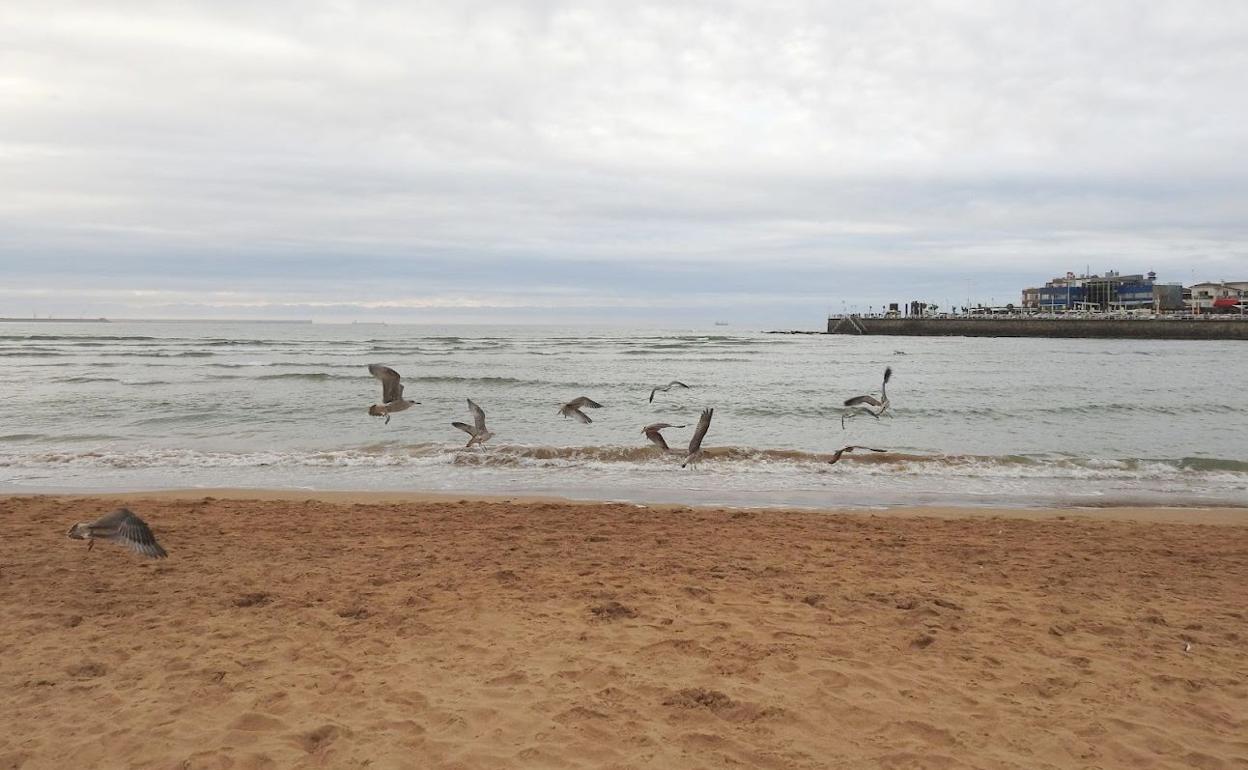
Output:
669,381,690,389
643,427,670,450
568,396,603,409
89,508,167,559
844,395,882,407
687,408,713,454
649,387,658,403
451,421,476,436
468,399,487,432
368,364,403,403
828,445,888,465
883,367,893,385
572,408,592,424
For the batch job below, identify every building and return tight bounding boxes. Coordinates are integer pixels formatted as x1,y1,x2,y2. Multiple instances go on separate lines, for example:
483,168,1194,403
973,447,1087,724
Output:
1022,270,1161,312
1152,283,1184,312
1188,281,1248,312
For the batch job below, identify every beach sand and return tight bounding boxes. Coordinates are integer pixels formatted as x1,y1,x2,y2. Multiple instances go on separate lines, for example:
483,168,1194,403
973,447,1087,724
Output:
1,493,1245,769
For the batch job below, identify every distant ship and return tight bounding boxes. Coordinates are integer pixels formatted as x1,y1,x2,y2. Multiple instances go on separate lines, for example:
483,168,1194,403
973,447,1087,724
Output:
713,321,730,326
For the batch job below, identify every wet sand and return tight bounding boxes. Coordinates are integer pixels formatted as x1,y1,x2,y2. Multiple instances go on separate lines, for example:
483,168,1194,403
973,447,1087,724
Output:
1,493,1245,769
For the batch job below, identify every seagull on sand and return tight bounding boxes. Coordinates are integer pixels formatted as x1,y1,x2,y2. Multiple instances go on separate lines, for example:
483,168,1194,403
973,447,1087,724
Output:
451,399,494,448
681,408,714,468
648,380,690,403
559,396,603,424
67,508,167,558
642,422,686,451
842,366,892,428
367,364,419,424
827,445,888,465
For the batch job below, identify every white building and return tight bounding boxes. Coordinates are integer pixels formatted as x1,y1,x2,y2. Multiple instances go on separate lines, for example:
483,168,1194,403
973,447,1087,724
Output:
1187,281,1248,312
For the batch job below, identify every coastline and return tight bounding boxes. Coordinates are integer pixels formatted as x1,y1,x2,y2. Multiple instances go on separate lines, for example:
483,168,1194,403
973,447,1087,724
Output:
5,487,1246,524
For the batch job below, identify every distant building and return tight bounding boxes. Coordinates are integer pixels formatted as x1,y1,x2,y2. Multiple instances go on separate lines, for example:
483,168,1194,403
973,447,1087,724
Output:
1153,283,1184,312
1021,270,1161,312
1188,281,1248,312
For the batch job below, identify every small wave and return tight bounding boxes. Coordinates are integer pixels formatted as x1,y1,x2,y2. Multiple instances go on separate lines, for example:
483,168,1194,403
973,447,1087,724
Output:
255,372,353,381
412,375,548,386
98,351,215,358
62,376,120,384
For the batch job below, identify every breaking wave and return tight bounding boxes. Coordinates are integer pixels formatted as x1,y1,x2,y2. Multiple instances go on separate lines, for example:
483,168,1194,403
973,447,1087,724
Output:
3,444,1245,485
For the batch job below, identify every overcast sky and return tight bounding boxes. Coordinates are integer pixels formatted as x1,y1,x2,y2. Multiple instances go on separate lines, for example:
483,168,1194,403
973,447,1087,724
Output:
2,1,1246,325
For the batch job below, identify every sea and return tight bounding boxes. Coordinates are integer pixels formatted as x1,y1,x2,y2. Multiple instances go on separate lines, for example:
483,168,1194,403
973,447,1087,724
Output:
1,321,1245,509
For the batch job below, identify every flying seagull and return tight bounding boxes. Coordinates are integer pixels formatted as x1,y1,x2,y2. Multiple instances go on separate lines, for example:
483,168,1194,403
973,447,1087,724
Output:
367,364,419,424
642,422,686,451
451,398,494,448
681,408,714,468
842,366,892,428
648,380,690,403
827,445,888,465
67,508,167,559
559,396,603,424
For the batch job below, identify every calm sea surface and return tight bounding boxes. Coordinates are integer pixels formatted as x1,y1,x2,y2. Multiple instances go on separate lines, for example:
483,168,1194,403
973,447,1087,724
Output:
1,322,1245,509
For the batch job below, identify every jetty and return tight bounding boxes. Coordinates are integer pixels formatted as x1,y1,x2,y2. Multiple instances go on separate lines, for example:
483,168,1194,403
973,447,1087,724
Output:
825,315,1248,340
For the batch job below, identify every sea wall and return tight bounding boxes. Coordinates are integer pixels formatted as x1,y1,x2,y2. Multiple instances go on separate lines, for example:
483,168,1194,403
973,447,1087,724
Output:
826,316,1248,340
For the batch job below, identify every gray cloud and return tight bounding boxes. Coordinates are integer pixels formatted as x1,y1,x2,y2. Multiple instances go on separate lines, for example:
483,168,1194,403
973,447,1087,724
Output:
2,1,1246,324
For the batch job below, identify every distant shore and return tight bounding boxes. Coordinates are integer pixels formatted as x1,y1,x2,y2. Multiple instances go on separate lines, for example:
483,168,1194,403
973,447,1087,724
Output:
0,317,110,323
3,492,1244,768
0,318,312,324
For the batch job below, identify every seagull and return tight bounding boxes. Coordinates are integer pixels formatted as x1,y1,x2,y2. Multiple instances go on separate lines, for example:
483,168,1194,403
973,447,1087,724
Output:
451,398,494,448
367,364,419,424
559,396,603,424
642,422,686,451
842,366,892,428
827,445,888,465
649,380,690,403
681,408,714,468
67,508,167,558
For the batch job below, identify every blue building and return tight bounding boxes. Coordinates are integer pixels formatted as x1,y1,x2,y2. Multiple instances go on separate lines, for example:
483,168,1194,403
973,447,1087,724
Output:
1023,271,1160,311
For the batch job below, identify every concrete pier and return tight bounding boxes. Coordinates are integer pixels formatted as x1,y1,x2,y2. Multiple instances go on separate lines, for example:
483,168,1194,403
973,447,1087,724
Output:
826,316,1248,340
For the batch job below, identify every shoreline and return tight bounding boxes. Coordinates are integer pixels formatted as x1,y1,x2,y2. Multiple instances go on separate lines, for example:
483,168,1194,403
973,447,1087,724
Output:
8,487,1246,524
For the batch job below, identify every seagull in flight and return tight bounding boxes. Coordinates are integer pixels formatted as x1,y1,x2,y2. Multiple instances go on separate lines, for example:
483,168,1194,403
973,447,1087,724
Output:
367,364,418,424
642,422,686,451
827,445,888,465
649,380,690,403
452,398,494,448
842,366,892,428
67,508,167,559
559,396,603,424
681,408,714,468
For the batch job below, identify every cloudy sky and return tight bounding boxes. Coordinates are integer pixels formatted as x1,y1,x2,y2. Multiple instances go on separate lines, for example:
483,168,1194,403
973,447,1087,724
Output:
2,1,1246,325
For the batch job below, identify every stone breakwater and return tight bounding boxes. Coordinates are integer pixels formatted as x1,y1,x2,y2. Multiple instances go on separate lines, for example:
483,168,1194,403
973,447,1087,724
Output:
827,316,1248,340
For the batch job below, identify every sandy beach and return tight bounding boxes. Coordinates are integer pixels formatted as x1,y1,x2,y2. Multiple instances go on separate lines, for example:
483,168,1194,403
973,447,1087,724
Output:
1,493,1245,769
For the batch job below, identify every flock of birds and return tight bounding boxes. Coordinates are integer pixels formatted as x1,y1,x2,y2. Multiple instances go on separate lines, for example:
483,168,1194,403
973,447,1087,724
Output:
66,363,897,560
364,363,894,469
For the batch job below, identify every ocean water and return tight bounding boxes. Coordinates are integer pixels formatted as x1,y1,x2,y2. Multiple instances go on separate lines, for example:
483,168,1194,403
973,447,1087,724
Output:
1,322,1245,509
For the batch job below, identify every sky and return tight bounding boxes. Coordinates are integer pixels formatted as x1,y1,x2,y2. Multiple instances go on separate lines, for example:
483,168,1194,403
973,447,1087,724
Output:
2,1,1246,326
